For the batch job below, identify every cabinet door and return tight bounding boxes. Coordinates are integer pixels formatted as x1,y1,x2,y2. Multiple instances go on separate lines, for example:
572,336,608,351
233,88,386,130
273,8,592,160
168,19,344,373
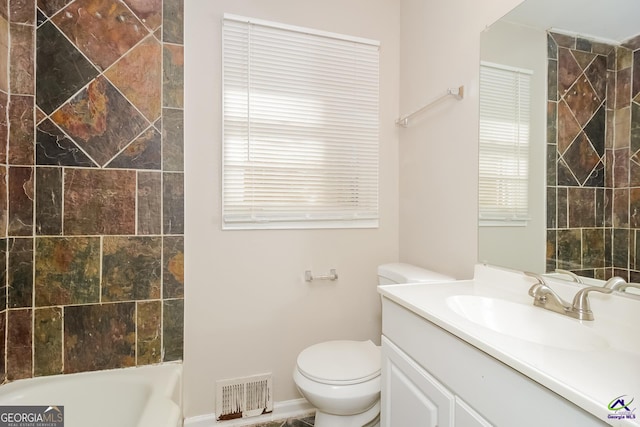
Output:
381,337,454,427
455,397,492,427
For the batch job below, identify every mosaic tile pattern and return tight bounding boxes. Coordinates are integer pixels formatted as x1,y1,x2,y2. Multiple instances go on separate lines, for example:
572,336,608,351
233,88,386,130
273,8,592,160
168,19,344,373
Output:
547,31,640,280
51,0,147,71
51,77,149,166
124,0,162,32
0,0,183,380
107,127,162,170
35,21,99,114
37,0,72,17
104,35,162,122
35,119,96,167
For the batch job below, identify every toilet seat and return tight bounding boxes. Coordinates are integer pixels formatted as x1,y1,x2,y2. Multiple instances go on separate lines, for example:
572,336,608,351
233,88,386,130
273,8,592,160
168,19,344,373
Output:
297,340,380,385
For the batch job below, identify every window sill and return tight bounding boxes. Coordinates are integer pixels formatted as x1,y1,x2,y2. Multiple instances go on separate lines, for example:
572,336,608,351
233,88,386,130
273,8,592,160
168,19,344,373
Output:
479,219,529,227
222,219,379,230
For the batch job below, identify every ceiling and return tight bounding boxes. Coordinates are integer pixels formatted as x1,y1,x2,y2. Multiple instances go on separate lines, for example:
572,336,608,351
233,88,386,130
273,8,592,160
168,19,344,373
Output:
501,0,640,44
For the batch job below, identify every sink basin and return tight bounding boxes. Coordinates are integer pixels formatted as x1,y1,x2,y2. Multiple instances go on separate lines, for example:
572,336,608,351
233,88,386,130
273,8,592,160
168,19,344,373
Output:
446,295,609,351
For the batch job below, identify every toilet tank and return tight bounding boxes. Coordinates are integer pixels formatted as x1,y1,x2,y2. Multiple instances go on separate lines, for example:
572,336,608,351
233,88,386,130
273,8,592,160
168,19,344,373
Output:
377,263,454,286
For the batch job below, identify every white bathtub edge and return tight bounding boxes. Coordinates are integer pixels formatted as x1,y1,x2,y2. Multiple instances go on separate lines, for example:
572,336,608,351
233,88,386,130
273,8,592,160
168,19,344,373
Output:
184,398,314,427
0,362,184,427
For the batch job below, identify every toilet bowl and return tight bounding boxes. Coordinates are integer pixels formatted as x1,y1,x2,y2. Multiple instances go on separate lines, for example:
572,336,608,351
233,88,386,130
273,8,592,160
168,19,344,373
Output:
293,263,454,427
293,340,381,427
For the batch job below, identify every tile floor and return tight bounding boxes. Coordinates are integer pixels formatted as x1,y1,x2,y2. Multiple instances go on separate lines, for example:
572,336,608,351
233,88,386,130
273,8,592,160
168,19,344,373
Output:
249,414,315,427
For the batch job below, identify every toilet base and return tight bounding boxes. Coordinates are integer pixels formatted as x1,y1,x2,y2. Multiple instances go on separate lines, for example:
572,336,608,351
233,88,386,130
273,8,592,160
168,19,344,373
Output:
313,401,380,427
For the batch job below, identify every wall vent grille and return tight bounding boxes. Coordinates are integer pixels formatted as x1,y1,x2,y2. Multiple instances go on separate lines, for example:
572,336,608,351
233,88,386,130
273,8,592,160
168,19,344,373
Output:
216,373,273,420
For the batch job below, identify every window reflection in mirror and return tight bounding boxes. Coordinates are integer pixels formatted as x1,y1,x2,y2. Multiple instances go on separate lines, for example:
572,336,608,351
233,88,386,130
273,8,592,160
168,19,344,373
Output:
477,0,640,283
478,18,547,274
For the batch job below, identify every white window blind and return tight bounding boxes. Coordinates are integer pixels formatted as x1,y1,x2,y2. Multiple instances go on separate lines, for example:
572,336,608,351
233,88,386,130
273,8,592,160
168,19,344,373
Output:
479,62,531,225
222,15,380,229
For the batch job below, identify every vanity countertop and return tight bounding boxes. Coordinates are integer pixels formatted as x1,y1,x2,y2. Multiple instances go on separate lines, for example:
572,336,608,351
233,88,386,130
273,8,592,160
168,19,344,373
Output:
378,264,640,426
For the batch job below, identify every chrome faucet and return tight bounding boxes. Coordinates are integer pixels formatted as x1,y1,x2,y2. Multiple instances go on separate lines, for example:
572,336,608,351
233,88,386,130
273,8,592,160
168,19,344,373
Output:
524,272,612,321
554,269,583,283
526,272,570,311
570,286,612,321
604,277,640,293
603,276,626,290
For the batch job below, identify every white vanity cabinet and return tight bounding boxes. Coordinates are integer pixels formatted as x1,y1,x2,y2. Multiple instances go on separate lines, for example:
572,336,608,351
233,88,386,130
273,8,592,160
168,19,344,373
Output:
454,398,492,427
380,297,608,427
382,336,490,427
381,335,453,426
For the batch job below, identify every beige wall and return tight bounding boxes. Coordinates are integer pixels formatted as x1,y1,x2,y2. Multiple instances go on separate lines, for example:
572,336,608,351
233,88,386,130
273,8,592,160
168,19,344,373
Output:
184,0,400,418
184,0,527,419
398,0,523,279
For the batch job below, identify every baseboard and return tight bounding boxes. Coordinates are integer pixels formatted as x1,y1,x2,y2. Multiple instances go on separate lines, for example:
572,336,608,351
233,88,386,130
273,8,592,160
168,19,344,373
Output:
184,398,314,427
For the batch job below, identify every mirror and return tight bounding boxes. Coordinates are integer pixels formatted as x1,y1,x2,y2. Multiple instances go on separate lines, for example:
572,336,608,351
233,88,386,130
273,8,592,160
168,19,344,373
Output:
478,0,640,283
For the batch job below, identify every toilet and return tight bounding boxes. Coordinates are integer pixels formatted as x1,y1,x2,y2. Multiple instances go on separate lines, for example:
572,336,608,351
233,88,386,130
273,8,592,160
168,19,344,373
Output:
293,263,454,427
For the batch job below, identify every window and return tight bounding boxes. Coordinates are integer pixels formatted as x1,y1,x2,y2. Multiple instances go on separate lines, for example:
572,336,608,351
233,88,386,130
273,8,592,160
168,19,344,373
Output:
222,15,380,230
478,62,531,226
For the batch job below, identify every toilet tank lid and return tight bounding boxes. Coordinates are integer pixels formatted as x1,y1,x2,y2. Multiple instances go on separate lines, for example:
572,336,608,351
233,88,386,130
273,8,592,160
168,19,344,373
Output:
378,262,454,284
297,340,380,385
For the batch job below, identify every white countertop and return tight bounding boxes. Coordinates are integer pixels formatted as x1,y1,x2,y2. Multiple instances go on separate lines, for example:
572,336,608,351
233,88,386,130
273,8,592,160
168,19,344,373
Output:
378,264,640,427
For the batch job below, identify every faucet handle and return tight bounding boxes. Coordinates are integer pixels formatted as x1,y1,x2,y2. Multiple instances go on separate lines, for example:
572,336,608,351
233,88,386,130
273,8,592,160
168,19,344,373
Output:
524,274,572,313
554,269,583,283
604,276,627,290
571,286,612,321
604,277,640,293
524,272,548,297
524,271,545,283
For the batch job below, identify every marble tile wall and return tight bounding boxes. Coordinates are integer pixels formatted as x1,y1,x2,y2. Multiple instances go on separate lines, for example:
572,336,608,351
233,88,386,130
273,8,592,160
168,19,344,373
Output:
0,0,184,381
547,31,640,282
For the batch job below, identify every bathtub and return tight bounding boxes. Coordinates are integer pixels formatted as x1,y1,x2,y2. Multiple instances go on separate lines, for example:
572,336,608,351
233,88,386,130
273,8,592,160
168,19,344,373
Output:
0,363,182,427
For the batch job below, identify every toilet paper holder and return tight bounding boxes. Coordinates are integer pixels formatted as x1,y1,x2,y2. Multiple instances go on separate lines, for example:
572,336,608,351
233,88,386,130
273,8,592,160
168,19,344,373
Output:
305,269,338,282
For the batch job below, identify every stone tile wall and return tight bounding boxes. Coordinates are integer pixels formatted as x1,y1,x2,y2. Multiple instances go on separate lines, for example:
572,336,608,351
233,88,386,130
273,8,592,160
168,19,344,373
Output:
0,0,184,381
547,31,640,282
